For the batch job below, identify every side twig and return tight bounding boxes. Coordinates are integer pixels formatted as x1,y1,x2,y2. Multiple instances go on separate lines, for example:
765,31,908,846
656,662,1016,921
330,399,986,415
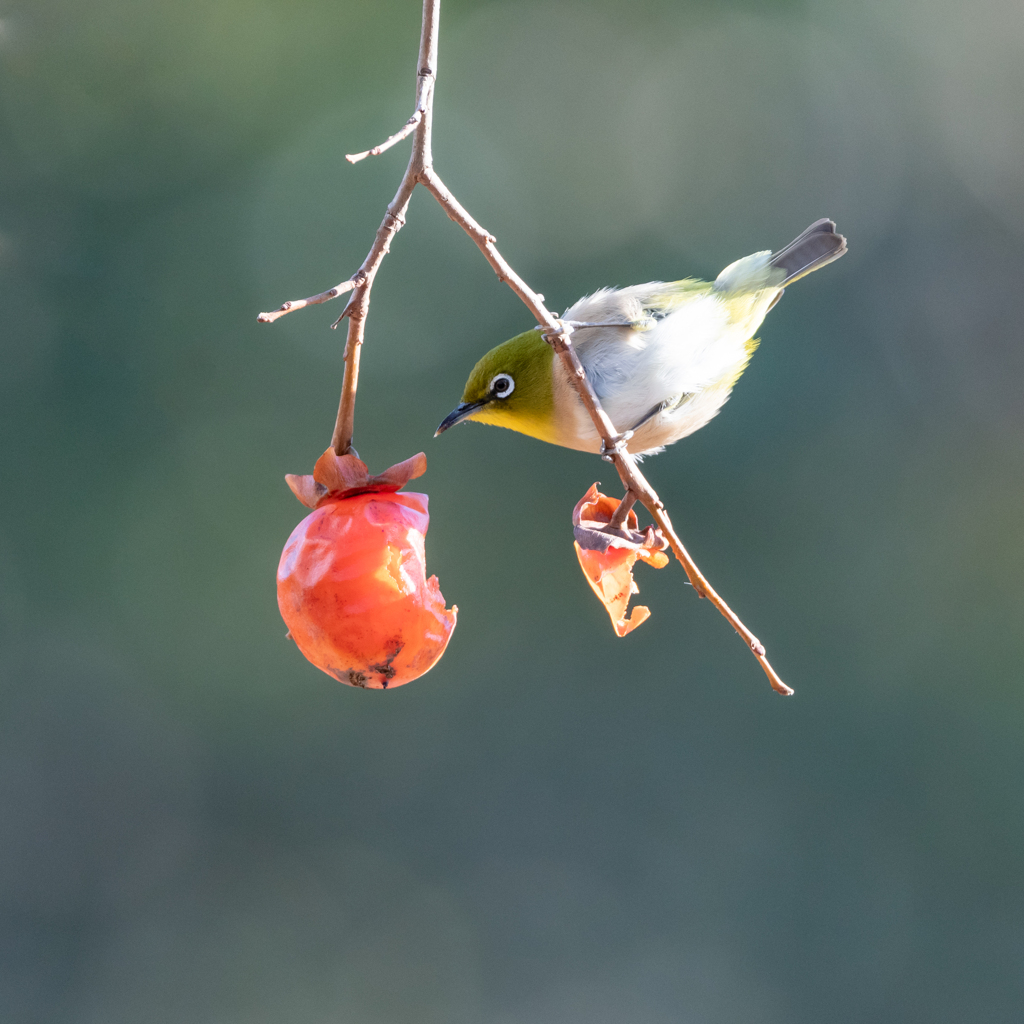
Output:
608,491,638,532
346,111,423,164
257,278,359,323
257,0,793,695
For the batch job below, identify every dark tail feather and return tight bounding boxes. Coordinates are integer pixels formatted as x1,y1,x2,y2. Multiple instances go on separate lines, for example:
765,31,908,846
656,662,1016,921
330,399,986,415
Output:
769,218,847,286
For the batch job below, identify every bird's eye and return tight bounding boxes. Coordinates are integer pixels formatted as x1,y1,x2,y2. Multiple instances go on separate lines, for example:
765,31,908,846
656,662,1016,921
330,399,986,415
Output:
489,373,515,398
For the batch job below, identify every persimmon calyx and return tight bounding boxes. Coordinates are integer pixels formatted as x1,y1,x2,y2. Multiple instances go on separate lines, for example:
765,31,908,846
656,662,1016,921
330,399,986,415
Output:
572,483,670,638
285,449,427,508
572,483,669,566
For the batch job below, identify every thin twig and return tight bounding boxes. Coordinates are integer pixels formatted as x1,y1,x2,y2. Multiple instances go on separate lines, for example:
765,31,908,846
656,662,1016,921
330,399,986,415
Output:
257,278,359,323
329,178,416,454
346,110,423,164
328,0,437,454
608,491,638,531
257,0,793,695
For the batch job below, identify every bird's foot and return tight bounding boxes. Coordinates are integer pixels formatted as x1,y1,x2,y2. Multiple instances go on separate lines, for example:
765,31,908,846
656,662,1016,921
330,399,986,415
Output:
600,431,633,462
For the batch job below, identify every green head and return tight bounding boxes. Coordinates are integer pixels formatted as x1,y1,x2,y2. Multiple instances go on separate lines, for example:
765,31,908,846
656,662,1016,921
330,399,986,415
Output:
435,329,557,443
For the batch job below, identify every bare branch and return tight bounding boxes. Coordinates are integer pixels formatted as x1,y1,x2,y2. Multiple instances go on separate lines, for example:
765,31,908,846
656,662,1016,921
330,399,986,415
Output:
647,505,793,695
258,0,438,357
418,171,793,694
345,110,423,164
258,0,794,694
329,176,416,454
345,45,436,166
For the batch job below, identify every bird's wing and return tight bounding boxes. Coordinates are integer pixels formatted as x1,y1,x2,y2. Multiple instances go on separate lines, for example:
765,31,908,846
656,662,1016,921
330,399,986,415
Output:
561,281,728,428
562,279,711,330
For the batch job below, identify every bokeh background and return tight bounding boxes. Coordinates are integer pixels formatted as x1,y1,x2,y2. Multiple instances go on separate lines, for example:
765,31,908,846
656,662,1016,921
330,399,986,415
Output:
2,0,1023,1020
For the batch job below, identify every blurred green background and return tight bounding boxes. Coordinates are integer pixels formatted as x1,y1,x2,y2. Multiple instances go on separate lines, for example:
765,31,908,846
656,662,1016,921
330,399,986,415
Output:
2,0,1024,1020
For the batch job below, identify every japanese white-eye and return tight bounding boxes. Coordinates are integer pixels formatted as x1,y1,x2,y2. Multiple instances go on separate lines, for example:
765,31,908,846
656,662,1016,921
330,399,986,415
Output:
436,218,846,456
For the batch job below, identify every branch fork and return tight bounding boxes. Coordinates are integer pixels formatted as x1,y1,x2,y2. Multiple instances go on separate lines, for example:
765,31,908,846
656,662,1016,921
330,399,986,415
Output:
257,0,794,696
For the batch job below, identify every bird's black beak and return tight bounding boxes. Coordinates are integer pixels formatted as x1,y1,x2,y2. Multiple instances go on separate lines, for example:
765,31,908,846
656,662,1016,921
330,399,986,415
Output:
434,399,489,437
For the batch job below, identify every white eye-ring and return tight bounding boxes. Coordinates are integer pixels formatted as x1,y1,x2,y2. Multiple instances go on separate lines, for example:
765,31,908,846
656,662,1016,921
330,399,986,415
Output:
489,373,515,399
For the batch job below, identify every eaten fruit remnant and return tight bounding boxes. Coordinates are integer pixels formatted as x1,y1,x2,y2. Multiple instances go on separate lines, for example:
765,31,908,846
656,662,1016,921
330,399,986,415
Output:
277,449,457,689
572,483,669,637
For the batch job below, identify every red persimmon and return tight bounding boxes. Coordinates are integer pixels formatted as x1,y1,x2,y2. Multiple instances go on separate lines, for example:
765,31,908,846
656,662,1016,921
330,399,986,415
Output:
277,449,456,689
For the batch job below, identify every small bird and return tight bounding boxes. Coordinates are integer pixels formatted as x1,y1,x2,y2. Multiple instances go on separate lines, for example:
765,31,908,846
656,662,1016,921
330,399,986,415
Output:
436,219,846,456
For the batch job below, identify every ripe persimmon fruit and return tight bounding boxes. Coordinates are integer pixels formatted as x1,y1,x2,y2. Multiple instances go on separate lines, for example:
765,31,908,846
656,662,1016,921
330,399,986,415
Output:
277,449,457,689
